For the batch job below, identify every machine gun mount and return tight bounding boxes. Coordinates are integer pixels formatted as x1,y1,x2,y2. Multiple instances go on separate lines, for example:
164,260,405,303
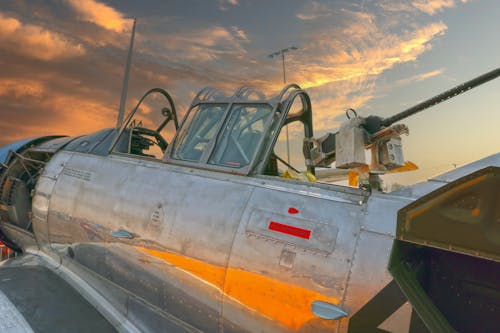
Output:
306,67,500,186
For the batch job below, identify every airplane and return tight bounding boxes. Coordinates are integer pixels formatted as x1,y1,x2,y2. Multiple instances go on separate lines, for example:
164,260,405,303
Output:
0,23,499,333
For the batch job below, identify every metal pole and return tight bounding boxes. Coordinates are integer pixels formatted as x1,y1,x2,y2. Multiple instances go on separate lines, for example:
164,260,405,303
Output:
269,47,297,165
282,52,286,85
281,52,291,164
116,18,136,128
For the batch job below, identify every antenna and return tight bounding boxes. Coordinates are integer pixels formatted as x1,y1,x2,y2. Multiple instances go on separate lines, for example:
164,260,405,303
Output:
116,18,137,128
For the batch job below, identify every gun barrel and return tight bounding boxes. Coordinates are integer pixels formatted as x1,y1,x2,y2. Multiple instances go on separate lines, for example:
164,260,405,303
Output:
382,67,500,127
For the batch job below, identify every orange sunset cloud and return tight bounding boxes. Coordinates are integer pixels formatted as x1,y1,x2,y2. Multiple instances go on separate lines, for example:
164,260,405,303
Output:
66,0,131,32
0,13,85,61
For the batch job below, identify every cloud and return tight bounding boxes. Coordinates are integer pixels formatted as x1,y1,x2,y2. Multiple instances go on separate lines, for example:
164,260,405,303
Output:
394,68,444,86
231,26,250,43
0,77,116,143
0,13,85,61
377,0,457,15
146,25,250,64
281,7,448,131
311,93,375,131
377,1,415,12
0,73,180,147
219,0,239,11
0,1,457,149
412,0,456,15
66,0,130,32
296,2,335,20
0,79,45,99
293,22,447,90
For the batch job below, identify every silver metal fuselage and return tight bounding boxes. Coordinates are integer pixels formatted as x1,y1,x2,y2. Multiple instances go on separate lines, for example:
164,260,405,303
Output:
24,147,420,333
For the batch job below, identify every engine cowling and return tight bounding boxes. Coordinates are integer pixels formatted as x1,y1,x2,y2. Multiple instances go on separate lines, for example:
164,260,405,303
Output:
0,136,70,250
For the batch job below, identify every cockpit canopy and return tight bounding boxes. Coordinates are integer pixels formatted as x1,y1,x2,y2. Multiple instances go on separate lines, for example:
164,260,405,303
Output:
166,85,313,176
102,84,313,177
171,103,274,168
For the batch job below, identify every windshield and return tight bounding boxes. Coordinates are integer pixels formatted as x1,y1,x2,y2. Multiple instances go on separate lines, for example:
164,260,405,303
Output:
209,104,274,168
171,104,227,162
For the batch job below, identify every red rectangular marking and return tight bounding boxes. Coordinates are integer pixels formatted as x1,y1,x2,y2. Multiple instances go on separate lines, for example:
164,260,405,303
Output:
268,221,311,239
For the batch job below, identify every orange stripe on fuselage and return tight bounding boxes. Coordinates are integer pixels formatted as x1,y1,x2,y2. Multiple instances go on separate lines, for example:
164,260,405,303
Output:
136,246,226,288
134,246,338,330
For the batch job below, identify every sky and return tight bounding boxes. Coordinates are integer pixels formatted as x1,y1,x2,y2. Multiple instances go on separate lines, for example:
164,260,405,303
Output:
0,0,499,185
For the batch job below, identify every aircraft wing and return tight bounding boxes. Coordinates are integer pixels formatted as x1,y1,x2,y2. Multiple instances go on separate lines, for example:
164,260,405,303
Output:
0,255,118,333
0,251,204,333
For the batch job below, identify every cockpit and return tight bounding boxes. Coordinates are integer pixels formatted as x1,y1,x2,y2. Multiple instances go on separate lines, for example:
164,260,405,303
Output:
71,84,315,179
166,85,314,176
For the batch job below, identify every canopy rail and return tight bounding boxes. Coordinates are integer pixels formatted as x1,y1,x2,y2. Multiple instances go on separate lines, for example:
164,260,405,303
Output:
109,88,178,155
